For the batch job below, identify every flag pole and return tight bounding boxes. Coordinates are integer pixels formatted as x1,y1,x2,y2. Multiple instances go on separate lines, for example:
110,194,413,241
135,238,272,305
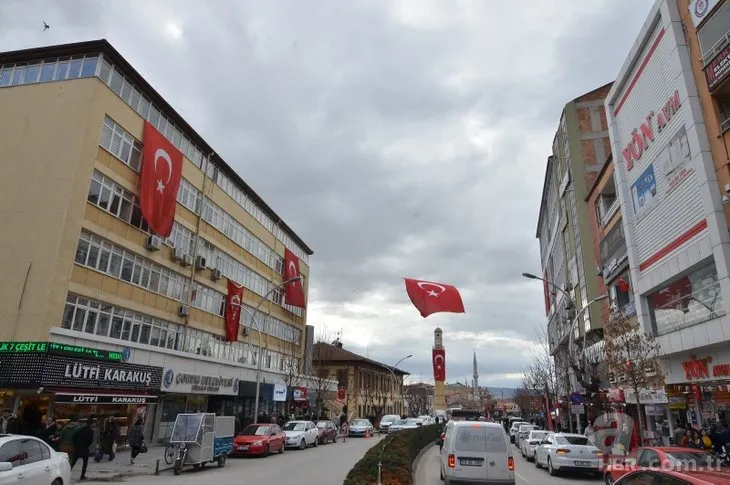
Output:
544,382,554,432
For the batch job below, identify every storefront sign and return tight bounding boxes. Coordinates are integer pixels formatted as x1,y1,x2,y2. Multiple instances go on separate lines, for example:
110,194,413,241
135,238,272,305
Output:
681,355,730,380
273,384,287,402
161,368,239,395
292,386,308,401
689,0,723,27
54,394,157,404
705,43,730,91
0,341,123,362
623,388,668,405
622,90,682,171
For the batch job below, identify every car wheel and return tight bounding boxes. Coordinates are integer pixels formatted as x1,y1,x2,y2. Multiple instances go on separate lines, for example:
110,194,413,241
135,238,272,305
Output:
547,457,558,476
279,443,285,454
313,436,318,447
52,480,62,485
300,439,306,450
535,455,541,468
604,474,613,485
264,445,270,457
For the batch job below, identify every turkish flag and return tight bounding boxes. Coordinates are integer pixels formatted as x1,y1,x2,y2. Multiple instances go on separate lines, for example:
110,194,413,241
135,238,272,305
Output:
432,349,446,382
139,121,183,238
404,278,465,318
283,248,306,308
225,281,244,342
651,276,691,313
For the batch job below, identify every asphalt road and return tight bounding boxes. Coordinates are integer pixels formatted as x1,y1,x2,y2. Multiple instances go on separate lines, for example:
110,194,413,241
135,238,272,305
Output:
118,434,383,485
415,442,604,485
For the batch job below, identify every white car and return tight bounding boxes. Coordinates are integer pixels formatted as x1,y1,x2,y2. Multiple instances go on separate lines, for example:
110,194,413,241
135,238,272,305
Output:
388,419,407,434
439,421,515,484
0,434,70,485
282,420,319,449
403,418,423,429
521,429,548,461
516,424,539,450
534,432,602,476
509,421,528,443
378,415,399,434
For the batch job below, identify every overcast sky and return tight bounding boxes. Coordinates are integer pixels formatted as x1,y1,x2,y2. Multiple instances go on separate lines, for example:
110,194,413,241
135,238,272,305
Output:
2,0,654,388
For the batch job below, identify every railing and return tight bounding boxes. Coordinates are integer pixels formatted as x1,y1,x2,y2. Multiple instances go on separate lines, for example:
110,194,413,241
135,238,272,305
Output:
600,199,620,227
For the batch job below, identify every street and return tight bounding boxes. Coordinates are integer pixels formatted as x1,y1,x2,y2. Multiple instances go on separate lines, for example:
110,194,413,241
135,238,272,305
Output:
415,443,603,485
118,435,383,485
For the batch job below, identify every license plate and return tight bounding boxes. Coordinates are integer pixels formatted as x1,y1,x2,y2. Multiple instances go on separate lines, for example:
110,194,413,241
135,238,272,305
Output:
460,459,482,466
574,460,590,466
241,445,249,451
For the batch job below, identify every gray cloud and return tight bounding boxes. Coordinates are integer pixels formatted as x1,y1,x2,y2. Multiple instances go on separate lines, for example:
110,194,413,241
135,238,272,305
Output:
1,0,654,386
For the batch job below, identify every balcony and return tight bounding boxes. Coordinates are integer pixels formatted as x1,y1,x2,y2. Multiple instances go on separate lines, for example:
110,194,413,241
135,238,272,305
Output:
547,314,571,355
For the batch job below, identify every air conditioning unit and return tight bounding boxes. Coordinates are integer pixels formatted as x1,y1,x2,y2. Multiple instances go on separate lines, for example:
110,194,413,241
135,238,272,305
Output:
146,235,162,251
596,265,603,277
182,254,194,267
195,255,207,270
241,327,248,337
178,305,190,317
211,268,222,281
172,247,186,261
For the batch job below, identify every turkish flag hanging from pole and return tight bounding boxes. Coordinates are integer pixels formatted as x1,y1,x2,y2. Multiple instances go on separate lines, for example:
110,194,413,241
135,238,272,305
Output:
139,121,183,238
404,278,465,318
225,281,244,342
432,349,446,382
283,248,306,308
544,389,554,431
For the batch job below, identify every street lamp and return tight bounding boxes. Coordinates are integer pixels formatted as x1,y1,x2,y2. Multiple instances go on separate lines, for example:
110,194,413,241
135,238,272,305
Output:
229,275,303,424
521,272,575,309
388,354,412,415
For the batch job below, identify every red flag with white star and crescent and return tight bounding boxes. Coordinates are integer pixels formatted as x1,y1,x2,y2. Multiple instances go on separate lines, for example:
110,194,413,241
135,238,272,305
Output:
139,121,183,238
432,349,446,382
404,278,465,318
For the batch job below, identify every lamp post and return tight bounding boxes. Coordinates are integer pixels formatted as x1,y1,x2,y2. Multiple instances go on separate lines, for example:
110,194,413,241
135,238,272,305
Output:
521,272,575,310
387,354,412,416
229,275,303,424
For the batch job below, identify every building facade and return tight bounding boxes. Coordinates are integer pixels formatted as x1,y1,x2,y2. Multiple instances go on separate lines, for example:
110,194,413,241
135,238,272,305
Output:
312,341,408,419
535,83,613,398
0,40,316,441
606,0,730,428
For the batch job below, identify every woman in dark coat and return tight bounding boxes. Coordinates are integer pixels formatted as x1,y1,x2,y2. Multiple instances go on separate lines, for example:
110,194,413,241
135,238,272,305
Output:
95,418,119,462
128,419,145,465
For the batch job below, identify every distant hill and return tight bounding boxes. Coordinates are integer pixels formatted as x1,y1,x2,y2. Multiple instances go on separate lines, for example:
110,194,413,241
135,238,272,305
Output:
486,387,517,398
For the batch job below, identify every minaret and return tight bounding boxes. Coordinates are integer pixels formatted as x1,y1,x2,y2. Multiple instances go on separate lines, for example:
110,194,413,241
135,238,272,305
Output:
472,351,479,400
433,327,447,412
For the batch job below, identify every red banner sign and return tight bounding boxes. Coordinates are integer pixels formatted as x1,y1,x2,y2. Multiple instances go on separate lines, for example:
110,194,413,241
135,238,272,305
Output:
225,281,244,342
705,43,730,92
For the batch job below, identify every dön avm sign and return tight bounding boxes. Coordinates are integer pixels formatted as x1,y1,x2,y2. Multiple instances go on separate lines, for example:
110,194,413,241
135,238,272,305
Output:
622,90,682,171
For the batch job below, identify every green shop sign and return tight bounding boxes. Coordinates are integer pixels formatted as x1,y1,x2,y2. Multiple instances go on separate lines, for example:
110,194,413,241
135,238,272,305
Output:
0,341,123,362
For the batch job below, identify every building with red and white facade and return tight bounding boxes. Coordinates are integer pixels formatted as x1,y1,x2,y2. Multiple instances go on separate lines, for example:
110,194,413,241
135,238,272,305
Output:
607,0,730,428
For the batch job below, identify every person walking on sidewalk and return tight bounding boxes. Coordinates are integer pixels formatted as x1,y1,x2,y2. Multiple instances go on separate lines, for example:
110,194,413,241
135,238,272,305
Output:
95,418,119,462
128,419,145,465
59,416,80,461
71,419,94,481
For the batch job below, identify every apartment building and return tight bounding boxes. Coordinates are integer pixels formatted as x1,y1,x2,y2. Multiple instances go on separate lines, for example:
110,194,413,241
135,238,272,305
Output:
606,0,730,427
535,83,613,399
0,39,318,440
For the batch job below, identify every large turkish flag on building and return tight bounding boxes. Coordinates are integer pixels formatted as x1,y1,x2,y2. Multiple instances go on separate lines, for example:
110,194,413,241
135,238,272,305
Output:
139,121,183,238
283,248,306,308
225,281,244,342
432,349,446,382
404,278,465,318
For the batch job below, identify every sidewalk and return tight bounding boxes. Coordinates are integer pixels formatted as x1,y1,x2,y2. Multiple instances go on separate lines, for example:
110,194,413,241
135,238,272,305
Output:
71,445,168,482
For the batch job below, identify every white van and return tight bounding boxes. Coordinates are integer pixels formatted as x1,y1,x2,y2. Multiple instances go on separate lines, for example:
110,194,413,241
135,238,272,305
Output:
439,421,515,485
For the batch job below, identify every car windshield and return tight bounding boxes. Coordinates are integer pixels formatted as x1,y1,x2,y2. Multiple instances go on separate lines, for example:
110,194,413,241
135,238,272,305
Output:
381,416,397,423
405,418,420,424
283,422,305,432
316,421,330,428
530,431,548,440
240,425,270,436
392,419,406,426
351,419,369,426
519,425,536,432
511,422,527,429
557,435,593,446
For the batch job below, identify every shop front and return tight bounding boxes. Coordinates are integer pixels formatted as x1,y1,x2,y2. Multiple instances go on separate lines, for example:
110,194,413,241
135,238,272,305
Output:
663,347,730,428
156,367,240,442
622,388,670,445
0,341,162,441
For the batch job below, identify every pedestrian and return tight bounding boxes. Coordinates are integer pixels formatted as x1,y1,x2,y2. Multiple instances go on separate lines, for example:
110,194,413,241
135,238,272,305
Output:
71,419,94,481
39,417,60,451
128,418,145,465
700,429,713,451
95,418,119,462
1,410,18,434
59,416,81,460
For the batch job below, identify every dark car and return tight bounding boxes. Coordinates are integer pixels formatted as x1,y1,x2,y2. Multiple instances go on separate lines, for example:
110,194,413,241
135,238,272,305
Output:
316,421,338,444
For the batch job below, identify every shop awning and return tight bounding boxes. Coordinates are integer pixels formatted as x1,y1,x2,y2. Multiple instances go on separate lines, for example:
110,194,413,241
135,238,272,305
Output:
54,393,158,404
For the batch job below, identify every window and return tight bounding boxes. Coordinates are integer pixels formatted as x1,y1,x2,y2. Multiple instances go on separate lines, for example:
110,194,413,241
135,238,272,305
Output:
697,0,730,62
650,261,725,335
0,55,97,89
0,440,23,466
20,439,45,465
637,449,660,467
87,170,148,232
99,117,143,171
337,369,349,389
596,192,618,226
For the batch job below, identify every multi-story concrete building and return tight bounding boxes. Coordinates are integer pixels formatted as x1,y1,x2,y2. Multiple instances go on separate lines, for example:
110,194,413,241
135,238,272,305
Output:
535,83,613,401
0,39,318,441
606,0,730,428
312,341,408,419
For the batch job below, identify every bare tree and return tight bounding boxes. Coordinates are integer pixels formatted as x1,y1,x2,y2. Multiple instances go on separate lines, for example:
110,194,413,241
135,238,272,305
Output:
309,332,337,417
404,385,430,416
521,328,568,410
513,386,540,416
603,314,664,446
280,338,304,416
359,369,387,419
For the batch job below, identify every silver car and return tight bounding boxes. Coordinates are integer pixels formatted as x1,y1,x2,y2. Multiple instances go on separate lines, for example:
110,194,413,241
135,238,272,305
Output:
534,432,603,476
520,429,548,461
388,419,407,433
348,418,373,437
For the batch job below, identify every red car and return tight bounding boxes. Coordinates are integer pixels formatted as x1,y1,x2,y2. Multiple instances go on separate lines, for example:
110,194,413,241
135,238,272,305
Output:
316,420,338,444
232,423,286,457
604,446,719,484
614,468,730,484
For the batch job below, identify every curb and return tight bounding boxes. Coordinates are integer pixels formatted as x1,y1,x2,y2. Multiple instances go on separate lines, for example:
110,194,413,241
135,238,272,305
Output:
412,441,436,481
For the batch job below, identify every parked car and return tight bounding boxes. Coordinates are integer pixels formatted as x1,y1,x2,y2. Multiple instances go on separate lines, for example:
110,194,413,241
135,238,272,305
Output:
509,421,528,443
534,432,602,477
603,446,720,484
613,468,730,484
516,424,540,450
378,415,399,434
315,421,338,444
348,419,374,437
403,418,424,429
388,419,408,434
282,420,319,449
521,429,548,461
0,434,71,484
439,420,514,484
232,423,285,457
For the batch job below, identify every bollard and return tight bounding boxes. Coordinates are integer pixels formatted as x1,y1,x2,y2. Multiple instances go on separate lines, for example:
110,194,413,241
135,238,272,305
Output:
377,460,382,485
154,458,160,475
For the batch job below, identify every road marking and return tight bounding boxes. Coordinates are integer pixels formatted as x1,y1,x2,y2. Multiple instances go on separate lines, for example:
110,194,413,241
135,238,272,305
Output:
516,471,529,482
